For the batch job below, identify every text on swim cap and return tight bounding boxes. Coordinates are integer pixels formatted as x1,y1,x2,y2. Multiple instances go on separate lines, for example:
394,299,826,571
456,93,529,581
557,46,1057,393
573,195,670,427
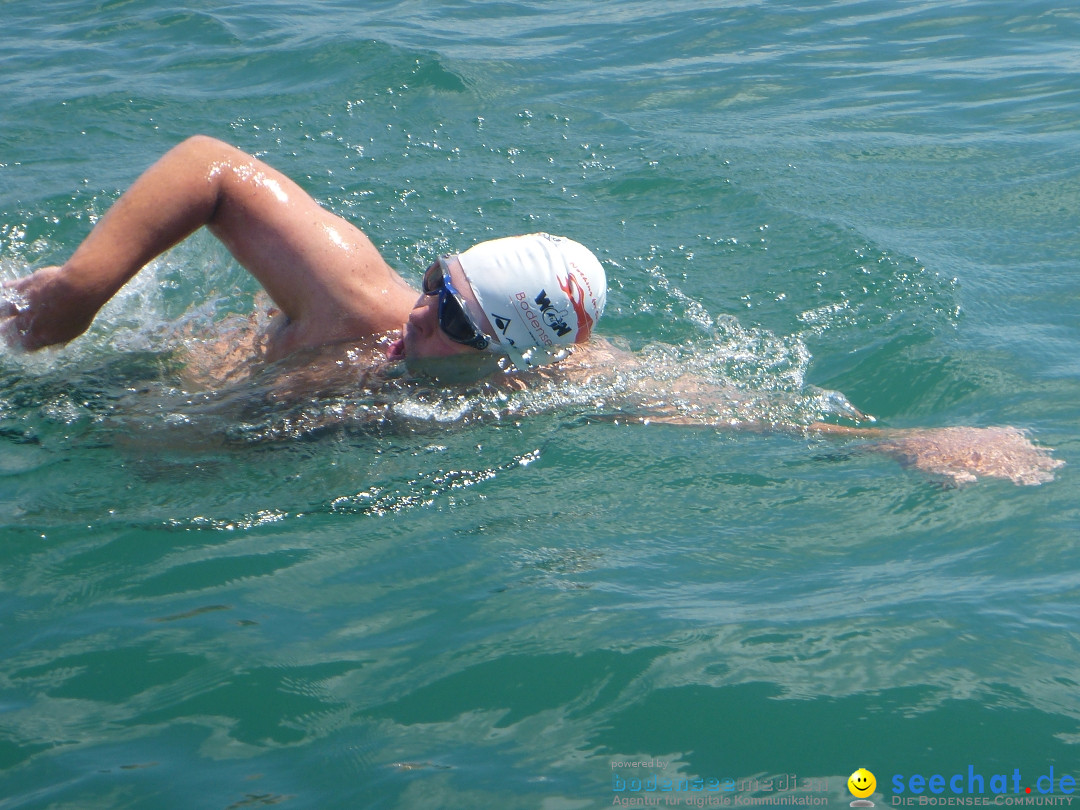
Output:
515,291,554,346
534,290,572,337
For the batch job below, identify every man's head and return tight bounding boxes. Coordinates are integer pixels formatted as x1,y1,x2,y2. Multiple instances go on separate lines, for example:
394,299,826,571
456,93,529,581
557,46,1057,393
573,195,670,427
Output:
457,233,606,368
401,233,606,374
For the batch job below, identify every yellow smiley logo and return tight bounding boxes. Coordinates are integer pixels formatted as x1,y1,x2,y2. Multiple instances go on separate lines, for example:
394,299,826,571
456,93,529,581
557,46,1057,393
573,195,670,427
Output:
848,768,876,798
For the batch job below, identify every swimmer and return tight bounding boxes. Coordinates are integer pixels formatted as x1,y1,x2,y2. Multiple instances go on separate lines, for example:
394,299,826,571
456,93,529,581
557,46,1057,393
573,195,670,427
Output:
0,136,1063,485
0,136,601,373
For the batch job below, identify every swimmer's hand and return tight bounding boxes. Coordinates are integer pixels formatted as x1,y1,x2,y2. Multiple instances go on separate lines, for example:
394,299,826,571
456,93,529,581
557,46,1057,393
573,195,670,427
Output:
843,425,1063,486
1,265,101,350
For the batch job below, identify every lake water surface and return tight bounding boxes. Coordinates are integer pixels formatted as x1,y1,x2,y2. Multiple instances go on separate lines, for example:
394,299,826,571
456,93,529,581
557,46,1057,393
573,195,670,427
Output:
1,2,1078,808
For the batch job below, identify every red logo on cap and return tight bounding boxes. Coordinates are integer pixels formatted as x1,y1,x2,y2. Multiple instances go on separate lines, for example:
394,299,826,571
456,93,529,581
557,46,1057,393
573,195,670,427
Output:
558,272,594,342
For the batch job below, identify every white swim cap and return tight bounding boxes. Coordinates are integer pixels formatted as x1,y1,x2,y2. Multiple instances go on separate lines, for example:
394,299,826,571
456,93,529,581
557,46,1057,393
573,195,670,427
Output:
456,233,606,369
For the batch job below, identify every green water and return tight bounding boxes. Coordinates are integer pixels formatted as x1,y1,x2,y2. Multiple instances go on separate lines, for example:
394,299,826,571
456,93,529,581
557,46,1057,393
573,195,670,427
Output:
2,2,1078,809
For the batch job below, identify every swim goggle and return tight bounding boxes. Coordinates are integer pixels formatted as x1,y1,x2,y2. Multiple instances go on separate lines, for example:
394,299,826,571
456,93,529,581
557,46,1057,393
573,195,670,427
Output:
422,258,492,351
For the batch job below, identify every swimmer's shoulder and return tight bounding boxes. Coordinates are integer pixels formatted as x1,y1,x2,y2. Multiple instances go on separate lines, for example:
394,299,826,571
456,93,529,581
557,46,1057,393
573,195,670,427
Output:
510,336,636,389
561,337,638,371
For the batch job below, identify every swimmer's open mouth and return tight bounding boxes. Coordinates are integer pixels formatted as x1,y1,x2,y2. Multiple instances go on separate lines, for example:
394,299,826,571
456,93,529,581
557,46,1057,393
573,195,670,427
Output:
385,336,405,361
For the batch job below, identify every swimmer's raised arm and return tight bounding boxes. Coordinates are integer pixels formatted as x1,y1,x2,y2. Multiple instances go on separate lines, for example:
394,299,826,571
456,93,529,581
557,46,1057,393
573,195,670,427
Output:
2,136,416,354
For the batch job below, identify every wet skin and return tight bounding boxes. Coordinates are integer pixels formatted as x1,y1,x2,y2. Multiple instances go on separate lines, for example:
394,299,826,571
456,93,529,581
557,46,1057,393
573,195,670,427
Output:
385,256,497,366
